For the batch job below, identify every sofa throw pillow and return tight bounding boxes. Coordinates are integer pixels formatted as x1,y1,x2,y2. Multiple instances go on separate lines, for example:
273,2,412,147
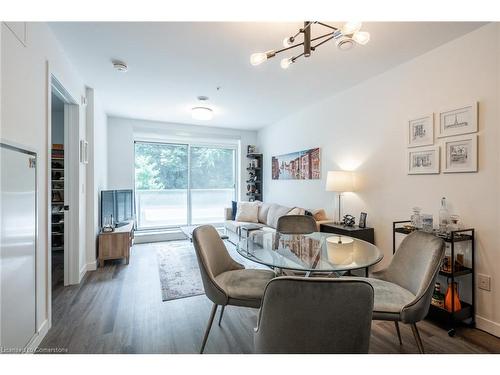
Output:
310,208,327,221
231,200,238,220
287,207,306,216
266,204,292,229
258,202,272,224
235,202,259,223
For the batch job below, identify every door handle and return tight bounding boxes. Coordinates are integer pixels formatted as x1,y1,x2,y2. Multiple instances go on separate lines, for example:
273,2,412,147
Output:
63,205,70,211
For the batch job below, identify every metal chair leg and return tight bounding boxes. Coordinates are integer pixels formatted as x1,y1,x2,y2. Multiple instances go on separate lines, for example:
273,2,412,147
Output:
394,321,403,345
410,323,425,354
218,305,225,326
200,303,218,354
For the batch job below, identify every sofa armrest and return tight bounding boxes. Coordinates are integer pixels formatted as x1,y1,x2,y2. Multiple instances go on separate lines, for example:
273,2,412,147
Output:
224,207,233,221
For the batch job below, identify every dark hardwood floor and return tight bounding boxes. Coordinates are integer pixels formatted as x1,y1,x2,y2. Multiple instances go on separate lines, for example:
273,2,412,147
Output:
51,250,64,291
40,240,500,354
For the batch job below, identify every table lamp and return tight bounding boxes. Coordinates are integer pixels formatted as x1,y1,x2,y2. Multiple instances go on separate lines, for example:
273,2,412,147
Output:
325,170,356,224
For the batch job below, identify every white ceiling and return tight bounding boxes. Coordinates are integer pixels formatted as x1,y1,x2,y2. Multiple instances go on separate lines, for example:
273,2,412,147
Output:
49,22,485,130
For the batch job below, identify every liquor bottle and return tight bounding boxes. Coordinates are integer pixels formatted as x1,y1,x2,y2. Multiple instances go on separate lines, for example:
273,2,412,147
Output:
444,282,462,312
431,282,445,308
439,197,450,234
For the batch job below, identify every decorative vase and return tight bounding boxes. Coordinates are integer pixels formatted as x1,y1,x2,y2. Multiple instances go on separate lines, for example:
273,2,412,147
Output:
444,282,461,312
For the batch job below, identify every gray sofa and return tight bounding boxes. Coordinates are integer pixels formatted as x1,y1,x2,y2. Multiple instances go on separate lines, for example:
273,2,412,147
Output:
223,202,330,244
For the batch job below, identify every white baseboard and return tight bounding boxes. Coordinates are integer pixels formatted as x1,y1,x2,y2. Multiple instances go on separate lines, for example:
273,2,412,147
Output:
134,231,186,243
86,259,97,271
476,315,500,338
79,260,97,282
26,319,48,352
79,263,87,282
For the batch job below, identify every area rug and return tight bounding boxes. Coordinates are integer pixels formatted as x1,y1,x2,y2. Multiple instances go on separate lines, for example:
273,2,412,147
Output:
155,240,264,302
155,241,204,301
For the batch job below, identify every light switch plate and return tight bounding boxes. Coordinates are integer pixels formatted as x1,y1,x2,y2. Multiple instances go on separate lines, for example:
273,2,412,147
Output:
478,274,491,291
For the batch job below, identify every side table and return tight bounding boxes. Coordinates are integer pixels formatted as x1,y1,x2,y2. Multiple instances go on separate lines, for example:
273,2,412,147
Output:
320,222,375,244
239,224,263,240
98,221,134,267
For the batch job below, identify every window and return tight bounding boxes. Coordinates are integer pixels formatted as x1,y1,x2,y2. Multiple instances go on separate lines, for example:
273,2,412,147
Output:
134,141,236,230
190,146,236,224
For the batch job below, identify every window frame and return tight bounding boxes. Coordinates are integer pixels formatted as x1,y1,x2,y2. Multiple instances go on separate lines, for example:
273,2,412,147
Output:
134,140,238,231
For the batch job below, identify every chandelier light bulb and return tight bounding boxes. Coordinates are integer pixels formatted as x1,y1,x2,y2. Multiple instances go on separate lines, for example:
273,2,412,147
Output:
250,52,267,66
280,57,292,69
342,22,362,36
352,31,370,45
283,37,293,47
191,107,214,121
336,37,355,51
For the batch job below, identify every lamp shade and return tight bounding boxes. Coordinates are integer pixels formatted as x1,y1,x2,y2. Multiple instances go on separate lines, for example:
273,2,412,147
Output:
325,170,356,192
327,236,354,265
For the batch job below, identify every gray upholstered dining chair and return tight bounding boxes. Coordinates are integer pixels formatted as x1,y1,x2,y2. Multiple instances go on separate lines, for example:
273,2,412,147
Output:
192,225,275,353
275,215,319,275
254,277,374,353
276,214,317,234
362,231,445,353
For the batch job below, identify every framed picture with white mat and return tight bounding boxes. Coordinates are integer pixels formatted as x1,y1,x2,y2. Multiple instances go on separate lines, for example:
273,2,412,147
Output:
442,134,478,173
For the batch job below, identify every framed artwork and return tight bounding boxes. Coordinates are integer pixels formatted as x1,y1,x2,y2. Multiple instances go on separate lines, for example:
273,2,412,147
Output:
247,145,257,154
442,134,478,173
407,146,440,175
359,212,367,228
408,114,434,147
438,103,478,138
271,148,320,180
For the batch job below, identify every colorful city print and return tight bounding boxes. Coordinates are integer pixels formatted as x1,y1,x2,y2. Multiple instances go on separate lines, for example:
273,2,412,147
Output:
271,148,320,180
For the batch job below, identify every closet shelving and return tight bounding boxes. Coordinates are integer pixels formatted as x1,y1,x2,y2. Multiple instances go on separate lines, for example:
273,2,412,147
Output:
51,145,65,252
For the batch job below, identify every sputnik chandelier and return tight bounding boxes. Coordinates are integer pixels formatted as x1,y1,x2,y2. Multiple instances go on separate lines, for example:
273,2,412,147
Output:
250,22,370,69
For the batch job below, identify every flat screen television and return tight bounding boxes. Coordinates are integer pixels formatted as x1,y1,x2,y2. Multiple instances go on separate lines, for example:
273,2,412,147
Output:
100,189,134,228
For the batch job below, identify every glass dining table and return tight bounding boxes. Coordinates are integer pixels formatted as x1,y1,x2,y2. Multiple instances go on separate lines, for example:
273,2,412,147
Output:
236,231,384,277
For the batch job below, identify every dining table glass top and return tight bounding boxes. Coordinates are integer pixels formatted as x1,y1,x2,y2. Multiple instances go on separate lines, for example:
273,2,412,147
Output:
236,232,383,273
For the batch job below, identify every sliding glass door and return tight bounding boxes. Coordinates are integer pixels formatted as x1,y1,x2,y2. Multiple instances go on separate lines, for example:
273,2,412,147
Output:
190,146,236,224
135,142,189,229
134,141,236,230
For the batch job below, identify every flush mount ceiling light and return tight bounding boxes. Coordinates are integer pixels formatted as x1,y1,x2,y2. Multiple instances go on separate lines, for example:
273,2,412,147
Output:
250,22,370,69
191,96,214,121
112,60,128,72
192,107,213,121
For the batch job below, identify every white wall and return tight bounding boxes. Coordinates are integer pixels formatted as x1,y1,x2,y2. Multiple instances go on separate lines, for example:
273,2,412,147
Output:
0,35,2,340
1,22,88,344
107,117,135,189
258,23,500,336
107,116,258,201
85,87,108,270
